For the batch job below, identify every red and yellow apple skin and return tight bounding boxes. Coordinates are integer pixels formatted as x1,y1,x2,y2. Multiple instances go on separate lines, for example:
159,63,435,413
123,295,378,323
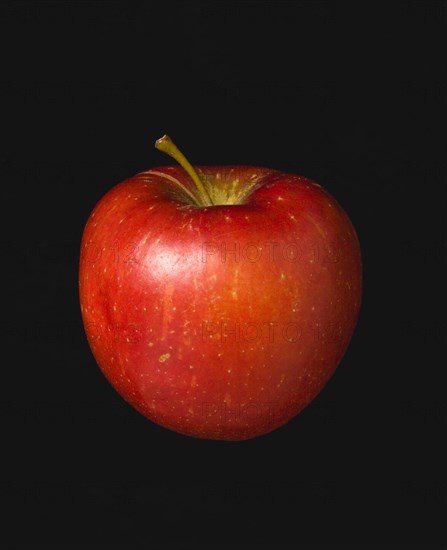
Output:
79,162,362,441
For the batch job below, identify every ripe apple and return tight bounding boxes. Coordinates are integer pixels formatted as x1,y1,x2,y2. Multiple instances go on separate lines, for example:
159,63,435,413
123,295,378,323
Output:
79,135,362,440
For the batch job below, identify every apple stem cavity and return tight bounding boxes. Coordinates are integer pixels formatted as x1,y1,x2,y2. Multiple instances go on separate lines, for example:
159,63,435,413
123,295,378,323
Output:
155,135,214,207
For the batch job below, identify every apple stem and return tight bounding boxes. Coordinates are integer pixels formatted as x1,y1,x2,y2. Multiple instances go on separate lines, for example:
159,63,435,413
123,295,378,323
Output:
155,135,214,206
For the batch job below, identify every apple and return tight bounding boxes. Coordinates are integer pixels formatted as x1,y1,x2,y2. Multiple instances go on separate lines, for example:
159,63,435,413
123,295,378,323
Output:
79,135,362,440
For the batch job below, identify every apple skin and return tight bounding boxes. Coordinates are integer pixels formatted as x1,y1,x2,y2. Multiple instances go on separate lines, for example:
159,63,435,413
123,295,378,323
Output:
79,165,362,440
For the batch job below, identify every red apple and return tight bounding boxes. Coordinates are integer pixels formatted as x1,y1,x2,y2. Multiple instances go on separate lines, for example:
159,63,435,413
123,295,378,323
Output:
79,135,362,440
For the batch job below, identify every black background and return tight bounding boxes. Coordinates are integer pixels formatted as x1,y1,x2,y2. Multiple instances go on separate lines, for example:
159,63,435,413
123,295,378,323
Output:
1,1,445,548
